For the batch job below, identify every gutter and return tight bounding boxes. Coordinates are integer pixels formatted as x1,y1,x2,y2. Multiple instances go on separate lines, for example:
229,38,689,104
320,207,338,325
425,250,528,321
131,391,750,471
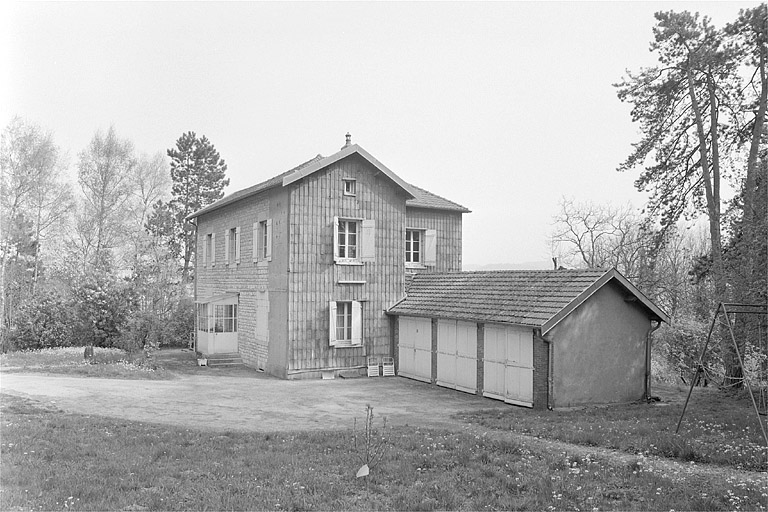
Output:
645,320,663,400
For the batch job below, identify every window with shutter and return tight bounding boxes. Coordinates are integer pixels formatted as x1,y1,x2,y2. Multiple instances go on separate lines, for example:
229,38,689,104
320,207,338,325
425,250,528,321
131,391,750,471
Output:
334,217,373,265
329,300,363,347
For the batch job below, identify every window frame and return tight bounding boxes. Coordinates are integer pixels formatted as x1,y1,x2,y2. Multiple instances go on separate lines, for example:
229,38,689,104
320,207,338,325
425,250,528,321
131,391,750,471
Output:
328,300,362,347
342,178,356,196
405,229,424,267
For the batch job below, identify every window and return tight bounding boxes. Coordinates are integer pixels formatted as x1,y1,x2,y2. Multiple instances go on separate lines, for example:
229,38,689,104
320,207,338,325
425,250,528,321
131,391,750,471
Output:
329,300,362,347
338,219,357,259
253,219,272,263
225,227,240,265
204,233,213,266
214,304,237,333
405,229,422,264
334,217,375,264
405,228,437,267
343,179,356,196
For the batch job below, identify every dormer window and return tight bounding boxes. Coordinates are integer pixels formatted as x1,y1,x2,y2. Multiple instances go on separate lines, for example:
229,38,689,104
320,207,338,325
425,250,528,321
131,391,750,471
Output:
343,179,356,196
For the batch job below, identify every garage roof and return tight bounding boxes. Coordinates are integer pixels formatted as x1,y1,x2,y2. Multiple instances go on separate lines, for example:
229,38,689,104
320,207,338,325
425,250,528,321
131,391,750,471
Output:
387,268,669,333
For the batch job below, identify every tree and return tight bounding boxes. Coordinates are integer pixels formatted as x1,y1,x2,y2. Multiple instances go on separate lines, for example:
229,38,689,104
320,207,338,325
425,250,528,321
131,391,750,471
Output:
166,132,229,283
75,126,136,271
615,10,747,385
549,197,651,281
725,5,768,305
0,118,71,337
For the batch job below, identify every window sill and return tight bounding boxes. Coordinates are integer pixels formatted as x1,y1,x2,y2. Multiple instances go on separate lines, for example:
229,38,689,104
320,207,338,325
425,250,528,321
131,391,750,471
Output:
332,343,363,349
335,260,364,266
405,263,426,269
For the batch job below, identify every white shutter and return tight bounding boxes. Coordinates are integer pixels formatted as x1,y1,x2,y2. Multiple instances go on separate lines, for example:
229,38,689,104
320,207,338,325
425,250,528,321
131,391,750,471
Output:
351,301,362,346
253,223,258,262
333,216,340,262
235,226,241,264
224,230,231,264
361,219,375,263
202,234,208,267
211,233,216,266
425,229,437,267
266,219,273,262
328,301,338,347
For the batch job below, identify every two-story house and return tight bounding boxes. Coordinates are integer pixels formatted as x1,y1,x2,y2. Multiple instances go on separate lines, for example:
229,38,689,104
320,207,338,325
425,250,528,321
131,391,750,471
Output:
188,135,470,379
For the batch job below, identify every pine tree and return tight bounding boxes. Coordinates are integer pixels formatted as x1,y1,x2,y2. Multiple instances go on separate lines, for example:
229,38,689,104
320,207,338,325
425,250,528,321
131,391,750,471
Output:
166,132,229,283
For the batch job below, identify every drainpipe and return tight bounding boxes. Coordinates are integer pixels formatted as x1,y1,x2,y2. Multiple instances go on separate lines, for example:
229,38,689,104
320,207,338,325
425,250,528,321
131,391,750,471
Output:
645,320,662,401
542,332,554,411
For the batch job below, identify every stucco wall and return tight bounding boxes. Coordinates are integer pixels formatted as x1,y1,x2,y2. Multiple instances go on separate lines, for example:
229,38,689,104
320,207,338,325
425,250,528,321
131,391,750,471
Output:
549,281,651,407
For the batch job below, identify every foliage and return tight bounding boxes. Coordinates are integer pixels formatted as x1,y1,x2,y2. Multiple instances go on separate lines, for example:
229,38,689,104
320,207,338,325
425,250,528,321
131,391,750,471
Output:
75,126,136,271
4,290,76,351
71,273,138,348
165,131,229,282
616,9,767,386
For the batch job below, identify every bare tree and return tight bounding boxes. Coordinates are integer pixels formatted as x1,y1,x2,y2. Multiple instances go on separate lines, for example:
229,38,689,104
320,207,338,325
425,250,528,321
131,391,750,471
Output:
550,197,649,280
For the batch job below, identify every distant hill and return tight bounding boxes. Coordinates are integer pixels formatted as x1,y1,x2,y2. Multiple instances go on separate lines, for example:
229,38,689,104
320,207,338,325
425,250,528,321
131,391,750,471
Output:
462,261,554,271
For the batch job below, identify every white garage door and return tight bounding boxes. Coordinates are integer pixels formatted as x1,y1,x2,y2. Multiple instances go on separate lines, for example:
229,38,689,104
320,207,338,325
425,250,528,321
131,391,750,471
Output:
398,316,432,383
436,320,477,393
483,324,534,407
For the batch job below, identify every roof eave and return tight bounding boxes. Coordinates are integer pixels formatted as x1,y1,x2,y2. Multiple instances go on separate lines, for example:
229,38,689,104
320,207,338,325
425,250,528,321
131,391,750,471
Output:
406,203,472,214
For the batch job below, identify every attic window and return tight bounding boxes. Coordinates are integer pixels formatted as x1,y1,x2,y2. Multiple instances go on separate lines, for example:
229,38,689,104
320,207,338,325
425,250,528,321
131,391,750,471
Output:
343,179,356,196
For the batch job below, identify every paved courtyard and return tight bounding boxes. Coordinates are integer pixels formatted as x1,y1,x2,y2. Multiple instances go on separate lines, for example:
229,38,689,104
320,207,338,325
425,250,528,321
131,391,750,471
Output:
0,370,510,432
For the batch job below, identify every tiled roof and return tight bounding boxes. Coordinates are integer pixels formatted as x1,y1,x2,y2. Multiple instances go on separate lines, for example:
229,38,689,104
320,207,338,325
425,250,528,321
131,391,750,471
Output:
387,269,668,331
188,155,324,219
406,184,471,212
187,145,469,220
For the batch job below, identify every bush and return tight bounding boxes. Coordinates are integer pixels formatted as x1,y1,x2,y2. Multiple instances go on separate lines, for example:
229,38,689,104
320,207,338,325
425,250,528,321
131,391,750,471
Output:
72,273,138,348
161,297,194,347
7,291,77,350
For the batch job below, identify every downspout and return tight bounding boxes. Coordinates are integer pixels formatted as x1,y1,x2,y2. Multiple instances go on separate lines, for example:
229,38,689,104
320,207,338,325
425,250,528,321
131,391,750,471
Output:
542,332,554,411
645,320,663,401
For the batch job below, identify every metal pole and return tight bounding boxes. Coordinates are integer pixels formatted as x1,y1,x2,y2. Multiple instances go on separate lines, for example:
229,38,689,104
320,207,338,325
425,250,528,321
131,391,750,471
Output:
676,303,722,434
722,304,768,447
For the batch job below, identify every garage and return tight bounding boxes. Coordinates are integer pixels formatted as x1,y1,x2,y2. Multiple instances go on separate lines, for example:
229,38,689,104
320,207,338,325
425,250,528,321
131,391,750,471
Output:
436,320,477,393
483,323,534,407
397,316,432,383
388,269,669,409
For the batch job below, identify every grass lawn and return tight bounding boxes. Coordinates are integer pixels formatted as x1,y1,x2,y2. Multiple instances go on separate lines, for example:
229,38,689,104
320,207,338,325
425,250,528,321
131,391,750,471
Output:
463,384,768,473
1,391,767,511
0,347,174,380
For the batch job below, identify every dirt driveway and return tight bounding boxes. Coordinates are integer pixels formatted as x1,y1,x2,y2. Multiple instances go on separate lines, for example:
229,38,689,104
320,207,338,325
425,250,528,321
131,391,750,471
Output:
0,370,509,432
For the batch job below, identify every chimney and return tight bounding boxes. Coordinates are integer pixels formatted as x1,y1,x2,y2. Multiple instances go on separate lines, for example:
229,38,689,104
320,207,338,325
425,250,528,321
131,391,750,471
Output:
342,132,352,149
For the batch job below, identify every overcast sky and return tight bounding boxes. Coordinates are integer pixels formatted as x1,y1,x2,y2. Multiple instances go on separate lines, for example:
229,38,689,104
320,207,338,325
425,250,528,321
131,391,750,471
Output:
2,1,759,268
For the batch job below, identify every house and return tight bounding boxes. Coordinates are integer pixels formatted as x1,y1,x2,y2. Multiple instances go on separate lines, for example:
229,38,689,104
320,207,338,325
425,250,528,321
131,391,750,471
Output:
386,268,670,409
187,135,469,379
188,135,669,408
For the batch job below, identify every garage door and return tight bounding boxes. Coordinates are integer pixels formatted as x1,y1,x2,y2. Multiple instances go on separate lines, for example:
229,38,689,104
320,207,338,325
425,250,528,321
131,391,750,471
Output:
436,320,477,393
483,324,534,407
398,316,432,383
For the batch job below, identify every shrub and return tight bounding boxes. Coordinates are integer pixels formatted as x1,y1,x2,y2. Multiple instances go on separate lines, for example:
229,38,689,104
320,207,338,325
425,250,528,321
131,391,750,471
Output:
7,291,77,350
72,273,138,348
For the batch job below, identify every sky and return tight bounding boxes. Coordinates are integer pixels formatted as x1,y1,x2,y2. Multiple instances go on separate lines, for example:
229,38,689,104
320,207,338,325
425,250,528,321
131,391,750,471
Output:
2,1,760,268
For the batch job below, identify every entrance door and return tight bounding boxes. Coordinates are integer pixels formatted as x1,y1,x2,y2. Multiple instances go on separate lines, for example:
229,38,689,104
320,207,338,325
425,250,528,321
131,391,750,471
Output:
483,324,533,407
195,294,239,355
436,319,477,393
